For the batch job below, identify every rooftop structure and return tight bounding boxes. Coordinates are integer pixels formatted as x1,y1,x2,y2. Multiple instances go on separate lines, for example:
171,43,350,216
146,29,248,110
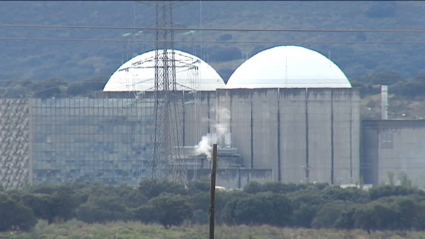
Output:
226,45,352,89
103,49,225,92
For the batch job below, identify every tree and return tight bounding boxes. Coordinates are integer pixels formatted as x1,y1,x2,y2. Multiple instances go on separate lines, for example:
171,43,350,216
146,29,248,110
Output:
150,195,193,228
367,72,403,85
134,205,157,224
0,193,37,232
395,197,418,230
208,46,243,62
400,173,414,188
368,185,423,200
334,207,357,230
287,190,325,208
292,203,318,228
243,181,263,194
192,209,209,225
1,85,29,98
311,201,353,228
76,196,134,223
187,179,210,194
66,83,84,96
121,189,148,209
50,187,81,222
4,78,33,88
388,171,395,186
263,182,308,194
230,193,293,227
221,198,240,225
67,76,108,96
414,201,425,230
139,179,187,199
22,186,81,224
320,186,369,203
21,193,54,223
80,76,108,92
354,202,399,232
31,78,67,98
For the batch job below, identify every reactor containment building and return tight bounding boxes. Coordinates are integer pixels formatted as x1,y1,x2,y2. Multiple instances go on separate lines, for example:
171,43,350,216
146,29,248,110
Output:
0,45,360,189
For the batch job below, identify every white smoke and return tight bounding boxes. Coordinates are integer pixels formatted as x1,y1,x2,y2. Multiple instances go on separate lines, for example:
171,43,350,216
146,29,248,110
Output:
194,135,212,159
193,106,231,159
214,107,231,139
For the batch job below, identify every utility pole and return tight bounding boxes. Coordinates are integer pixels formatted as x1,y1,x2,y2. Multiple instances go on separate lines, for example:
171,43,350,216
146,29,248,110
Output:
209,144,218,239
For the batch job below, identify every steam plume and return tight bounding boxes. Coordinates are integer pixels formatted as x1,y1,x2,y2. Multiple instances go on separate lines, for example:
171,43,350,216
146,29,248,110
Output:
193,106,231,159
194,135,212,159
214,107,231,139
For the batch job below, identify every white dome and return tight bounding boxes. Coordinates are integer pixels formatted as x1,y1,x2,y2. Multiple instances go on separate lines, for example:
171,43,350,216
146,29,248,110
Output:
226,45,351,89
103,49,225,92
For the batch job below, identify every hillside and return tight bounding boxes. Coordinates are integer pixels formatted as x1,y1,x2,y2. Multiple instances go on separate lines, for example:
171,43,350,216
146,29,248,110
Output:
1,1,425,84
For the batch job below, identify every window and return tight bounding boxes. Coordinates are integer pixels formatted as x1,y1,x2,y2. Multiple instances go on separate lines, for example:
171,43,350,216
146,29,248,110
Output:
381,133,393,149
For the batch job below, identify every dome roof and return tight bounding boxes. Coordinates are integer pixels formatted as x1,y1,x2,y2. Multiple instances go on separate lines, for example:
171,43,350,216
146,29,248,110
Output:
103,49,225,92
225,45,351,89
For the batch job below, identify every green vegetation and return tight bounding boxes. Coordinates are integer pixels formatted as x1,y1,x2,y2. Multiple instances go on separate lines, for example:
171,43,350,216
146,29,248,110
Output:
4,221,425,239
3,179,425,235
0,76,108,98
2,2,425,118
0,2,425,82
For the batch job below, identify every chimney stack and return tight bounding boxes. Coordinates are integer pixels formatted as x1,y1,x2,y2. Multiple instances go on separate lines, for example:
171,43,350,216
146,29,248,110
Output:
381,85,388,120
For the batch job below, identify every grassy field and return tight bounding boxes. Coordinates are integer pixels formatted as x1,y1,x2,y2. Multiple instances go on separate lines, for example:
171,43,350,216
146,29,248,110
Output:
2,220,425,239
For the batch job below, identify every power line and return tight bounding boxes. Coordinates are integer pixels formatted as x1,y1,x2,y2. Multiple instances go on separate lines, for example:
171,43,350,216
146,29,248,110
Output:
2,37,425,45
2,24,425,34
0,31,127,70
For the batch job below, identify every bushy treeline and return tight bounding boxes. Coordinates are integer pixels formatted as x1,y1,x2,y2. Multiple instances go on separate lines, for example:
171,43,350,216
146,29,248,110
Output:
0,76,108,99
3,71,425,100
351,71,425,98
2,180,425,232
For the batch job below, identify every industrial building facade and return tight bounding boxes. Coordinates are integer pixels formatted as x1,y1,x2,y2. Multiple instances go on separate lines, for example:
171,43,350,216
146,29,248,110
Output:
0,93,271,189
2,45,421,189
1,88,360,189
216,88,361,185
2,93,424,189
362,120,425,188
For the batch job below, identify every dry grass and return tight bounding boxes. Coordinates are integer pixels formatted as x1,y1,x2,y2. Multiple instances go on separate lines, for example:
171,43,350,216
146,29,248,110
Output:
2,221,425,239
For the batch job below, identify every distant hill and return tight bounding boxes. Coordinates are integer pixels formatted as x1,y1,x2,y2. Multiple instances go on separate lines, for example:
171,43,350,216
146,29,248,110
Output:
1,1,425,84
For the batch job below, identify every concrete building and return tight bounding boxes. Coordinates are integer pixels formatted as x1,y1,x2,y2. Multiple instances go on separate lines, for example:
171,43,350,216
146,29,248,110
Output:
28,98,154,185
101,49,273,188
362,120,425,188
0,46,361,189
103,49,224,147
219,46,361,185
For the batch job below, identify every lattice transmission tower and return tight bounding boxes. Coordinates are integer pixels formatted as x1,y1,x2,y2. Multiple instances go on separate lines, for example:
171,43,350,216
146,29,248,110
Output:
118,1,189,184
149,0,186,183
